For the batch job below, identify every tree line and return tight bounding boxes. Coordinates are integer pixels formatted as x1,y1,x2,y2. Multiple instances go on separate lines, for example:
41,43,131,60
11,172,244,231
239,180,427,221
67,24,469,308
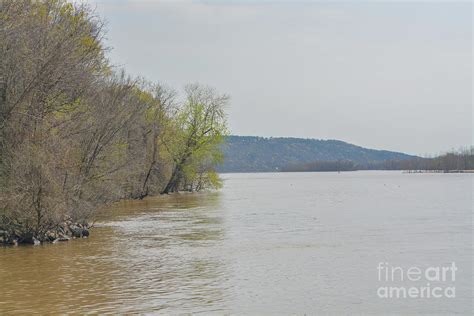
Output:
0,0,227,243
370,148,474,172
282,148,474,172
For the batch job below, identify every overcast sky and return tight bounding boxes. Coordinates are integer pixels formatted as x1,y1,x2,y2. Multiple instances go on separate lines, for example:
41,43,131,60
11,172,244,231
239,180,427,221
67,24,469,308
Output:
85,0,472,156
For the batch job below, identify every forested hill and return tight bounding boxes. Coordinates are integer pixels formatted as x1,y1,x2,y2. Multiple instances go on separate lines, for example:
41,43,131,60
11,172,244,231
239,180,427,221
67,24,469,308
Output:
218,136,417,172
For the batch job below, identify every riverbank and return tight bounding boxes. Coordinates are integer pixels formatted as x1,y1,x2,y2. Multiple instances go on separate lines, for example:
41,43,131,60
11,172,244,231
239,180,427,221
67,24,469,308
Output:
0,217,90,246
1,192,207,246
0,1,226,250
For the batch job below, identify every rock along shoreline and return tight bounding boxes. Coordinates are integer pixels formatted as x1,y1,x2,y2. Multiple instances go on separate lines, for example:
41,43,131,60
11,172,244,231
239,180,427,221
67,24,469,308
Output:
0,218,90,246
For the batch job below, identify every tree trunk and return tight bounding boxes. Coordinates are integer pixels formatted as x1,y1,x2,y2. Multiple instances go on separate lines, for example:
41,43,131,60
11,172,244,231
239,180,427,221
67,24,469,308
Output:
139,128,158,198
162,165,181,194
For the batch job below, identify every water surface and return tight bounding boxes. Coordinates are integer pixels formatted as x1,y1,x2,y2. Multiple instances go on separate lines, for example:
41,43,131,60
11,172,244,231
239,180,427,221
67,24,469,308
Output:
1,172,472,314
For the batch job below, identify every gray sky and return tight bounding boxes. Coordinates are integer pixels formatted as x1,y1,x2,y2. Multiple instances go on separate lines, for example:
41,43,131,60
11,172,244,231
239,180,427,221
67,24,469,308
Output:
86,0,472,156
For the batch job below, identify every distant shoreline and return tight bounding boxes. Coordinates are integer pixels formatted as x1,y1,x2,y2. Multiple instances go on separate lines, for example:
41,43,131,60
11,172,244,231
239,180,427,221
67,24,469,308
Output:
219,170,474,174
403,170,474,174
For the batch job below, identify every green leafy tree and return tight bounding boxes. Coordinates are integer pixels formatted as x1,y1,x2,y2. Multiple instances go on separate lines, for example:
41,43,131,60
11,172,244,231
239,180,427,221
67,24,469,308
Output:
161,84,228,193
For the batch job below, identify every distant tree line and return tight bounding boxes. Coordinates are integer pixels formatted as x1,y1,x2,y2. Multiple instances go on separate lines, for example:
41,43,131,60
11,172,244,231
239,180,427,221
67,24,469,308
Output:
369,148,474,172
282,148,474,172
0,0,227,243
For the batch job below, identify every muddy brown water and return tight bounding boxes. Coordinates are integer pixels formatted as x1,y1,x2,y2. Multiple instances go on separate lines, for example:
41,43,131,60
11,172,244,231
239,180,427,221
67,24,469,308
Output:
0,172,472,314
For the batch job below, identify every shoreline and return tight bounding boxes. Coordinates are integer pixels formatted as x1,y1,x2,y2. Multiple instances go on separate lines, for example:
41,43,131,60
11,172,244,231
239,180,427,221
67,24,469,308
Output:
1,191,208,247
403,170,474,173
220,169,474,174
1,218,91,246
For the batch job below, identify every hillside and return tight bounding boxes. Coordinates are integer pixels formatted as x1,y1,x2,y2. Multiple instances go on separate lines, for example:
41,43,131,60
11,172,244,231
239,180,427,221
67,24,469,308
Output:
218,136,417,172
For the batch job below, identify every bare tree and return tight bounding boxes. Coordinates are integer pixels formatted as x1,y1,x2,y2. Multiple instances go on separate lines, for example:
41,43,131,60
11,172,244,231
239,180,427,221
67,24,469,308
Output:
0,1,229,243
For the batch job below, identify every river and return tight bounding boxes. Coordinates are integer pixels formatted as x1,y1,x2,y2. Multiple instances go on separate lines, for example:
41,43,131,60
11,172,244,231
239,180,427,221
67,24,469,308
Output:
0,171,472,314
